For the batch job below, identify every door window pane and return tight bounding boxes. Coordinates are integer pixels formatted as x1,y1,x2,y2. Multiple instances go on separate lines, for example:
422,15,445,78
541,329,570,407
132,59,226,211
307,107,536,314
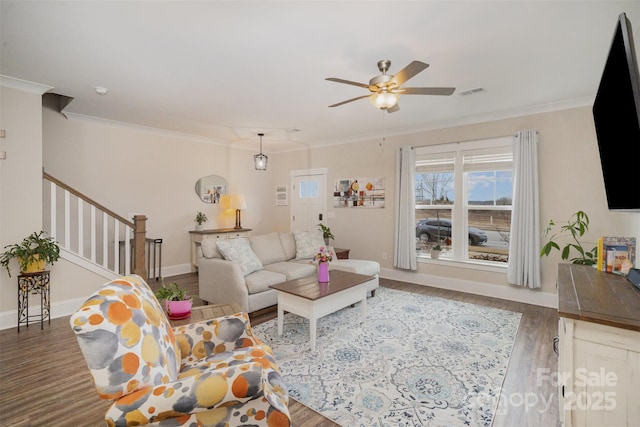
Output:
299,180,318,198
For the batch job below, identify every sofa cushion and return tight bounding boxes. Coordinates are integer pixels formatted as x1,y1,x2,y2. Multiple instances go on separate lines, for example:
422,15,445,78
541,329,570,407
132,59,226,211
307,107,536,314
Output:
279,233,297,260
245,269,287,294
249,233,288,265
293,230,326,260
330,259,380,276
201,239,222,259
216,238,263,276
264,261,316,281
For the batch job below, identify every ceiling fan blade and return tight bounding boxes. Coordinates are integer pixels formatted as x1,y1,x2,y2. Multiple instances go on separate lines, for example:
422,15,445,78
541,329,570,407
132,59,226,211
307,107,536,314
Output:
386,104,400,113
328,94,372,108
400,87,456,96
388,61,429,87
325,77,370,89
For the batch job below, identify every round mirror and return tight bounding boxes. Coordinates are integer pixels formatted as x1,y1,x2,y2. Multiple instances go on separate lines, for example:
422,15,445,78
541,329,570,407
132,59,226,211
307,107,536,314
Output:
195,175,228,204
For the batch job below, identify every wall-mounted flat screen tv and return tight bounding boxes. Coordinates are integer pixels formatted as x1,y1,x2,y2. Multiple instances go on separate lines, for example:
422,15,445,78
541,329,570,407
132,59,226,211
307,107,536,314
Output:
592,12,640,212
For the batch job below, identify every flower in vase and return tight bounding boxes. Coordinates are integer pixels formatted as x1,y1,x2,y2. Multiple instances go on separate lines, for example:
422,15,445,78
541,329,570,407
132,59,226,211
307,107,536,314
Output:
312,246,334,264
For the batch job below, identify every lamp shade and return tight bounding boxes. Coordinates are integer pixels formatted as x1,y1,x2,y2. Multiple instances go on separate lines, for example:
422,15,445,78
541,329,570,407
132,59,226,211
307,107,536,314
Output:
230,194,247,210
219,194,232,210
370,92,398,110
254,153,268,170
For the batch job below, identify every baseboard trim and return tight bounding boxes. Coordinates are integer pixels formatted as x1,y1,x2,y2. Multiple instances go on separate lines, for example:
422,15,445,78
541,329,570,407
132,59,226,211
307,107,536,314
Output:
0,296,89,330
379,267,557,309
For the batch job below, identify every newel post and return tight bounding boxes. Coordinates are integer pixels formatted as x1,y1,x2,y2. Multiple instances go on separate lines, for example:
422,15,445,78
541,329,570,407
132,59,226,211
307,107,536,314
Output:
133,215,148,279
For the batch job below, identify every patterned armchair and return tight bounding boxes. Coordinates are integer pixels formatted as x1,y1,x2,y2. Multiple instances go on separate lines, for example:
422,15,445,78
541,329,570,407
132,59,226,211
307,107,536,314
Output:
70,275,290,426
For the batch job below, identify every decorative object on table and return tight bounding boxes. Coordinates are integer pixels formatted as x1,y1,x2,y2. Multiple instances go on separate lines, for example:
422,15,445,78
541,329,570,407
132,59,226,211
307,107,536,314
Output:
312,246,334,282
253,286,521,427
317,223,334,245
154,281,193,320
333,177,385,208
194,211,208,231
540,210,597,265
254,132,268,170
597,236,636,274
229,194,247,229
0,230,60,277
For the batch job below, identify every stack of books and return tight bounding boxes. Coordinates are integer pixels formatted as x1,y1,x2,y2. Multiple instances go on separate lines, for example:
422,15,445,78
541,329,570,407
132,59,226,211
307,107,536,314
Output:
596,236,636,275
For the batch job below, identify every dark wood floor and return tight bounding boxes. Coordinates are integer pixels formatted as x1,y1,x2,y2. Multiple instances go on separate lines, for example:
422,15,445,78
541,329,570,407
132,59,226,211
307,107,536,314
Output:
0,273,559,426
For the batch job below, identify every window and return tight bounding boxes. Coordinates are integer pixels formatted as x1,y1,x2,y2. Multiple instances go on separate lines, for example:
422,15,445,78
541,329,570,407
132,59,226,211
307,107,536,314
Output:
299,180,318,198
415,137,513,264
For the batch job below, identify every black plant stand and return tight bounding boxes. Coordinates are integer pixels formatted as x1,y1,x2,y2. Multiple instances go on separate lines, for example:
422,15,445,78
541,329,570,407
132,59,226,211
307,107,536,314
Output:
17,270,51,332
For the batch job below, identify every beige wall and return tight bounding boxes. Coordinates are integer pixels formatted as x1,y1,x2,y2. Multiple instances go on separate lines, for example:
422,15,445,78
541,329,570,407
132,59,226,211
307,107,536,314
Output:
0,86,45,312
40,102,640,298
275,106,640,297
1,87,639,324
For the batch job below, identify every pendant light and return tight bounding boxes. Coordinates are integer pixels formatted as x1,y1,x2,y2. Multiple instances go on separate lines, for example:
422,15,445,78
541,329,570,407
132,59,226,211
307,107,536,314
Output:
254,133,268,170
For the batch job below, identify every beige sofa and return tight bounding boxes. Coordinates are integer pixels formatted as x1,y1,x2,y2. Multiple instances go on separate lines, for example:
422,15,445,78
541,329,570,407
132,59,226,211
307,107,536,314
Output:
198,231,380,313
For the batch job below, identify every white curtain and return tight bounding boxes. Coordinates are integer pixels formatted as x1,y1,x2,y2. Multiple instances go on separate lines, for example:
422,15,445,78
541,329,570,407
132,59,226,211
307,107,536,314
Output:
507,129,541,288
394,146,417,270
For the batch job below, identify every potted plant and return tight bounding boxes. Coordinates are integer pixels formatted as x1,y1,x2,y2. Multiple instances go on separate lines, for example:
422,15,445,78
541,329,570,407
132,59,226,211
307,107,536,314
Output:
540,210,597,265
155,282,193,319
0,231,61,277
318,223,335,245
195,211,208,231
430,242,442,259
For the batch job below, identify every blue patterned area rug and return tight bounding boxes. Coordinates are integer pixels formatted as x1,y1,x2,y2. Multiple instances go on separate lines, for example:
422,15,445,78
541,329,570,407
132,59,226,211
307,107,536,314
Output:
252,286,522,427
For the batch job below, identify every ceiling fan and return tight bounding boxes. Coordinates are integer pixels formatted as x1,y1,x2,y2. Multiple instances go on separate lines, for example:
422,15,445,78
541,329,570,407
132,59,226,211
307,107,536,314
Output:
326,59,455,113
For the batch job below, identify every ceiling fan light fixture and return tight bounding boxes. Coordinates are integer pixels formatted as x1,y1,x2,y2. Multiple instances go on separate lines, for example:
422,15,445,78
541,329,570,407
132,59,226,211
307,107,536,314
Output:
254,133,268,170
371,92,398,110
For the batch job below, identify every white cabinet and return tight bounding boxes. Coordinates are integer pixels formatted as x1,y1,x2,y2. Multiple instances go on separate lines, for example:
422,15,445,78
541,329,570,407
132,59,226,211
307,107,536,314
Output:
557,264,640,427
189,228,251,269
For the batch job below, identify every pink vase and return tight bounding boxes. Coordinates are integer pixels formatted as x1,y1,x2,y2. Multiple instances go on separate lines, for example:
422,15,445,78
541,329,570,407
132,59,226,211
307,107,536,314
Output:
318,262,330,282
165,300,192,319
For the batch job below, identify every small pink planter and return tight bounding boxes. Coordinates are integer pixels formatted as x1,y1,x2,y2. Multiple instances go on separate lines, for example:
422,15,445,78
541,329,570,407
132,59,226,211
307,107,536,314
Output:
165,300,192,320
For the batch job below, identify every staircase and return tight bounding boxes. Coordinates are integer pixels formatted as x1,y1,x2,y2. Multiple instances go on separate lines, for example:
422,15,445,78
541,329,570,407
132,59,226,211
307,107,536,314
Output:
42,171,147,280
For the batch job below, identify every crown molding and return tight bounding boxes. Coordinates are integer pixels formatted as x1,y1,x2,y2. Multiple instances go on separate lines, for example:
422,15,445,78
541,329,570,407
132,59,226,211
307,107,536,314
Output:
0,75,53,95
63,112,232,148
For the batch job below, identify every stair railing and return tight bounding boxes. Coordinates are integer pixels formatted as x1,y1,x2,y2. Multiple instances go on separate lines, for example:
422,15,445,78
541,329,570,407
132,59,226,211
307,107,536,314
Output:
42,170,147,279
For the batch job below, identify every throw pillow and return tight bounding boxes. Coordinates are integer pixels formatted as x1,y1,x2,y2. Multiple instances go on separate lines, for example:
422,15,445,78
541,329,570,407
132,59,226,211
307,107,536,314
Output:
216,238,263,276
293,230,326,260
200,239,222,259
249,233,287,265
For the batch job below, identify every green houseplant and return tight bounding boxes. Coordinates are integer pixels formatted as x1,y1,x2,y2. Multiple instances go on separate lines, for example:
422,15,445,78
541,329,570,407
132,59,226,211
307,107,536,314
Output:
155,282,193,318
540,210,597,265
318,223,335,245
0,231,61,277
195,211,208,226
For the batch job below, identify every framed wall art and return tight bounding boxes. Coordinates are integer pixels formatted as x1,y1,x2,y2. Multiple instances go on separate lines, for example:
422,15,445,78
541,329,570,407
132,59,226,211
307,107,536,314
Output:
333,177,385,208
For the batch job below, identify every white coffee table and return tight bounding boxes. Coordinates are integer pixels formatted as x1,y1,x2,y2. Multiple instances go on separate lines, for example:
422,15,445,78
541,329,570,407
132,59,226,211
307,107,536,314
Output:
269,270,374,351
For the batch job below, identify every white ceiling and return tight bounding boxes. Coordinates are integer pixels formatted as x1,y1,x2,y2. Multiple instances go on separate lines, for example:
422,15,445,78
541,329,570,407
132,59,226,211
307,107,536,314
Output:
2,1,639,153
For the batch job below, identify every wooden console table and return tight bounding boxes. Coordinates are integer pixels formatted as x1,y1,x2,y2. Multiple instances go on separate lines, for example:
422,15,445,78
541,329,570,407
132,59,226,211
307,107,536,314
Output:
189,228,252,269
557,264,639,426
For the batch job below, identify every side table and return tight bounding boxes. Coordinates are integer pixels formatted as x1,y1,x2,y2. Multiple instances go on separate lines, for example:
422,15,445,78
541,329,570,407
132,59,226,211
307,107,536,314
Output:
169,303,242,327
334,248,350,259
17,270,51,332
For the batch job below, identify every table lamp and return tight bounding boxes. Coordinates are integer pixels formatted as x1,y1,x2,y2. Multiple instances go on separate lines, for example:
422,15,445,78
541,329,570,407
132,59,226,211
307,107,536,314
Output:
231,194,247,229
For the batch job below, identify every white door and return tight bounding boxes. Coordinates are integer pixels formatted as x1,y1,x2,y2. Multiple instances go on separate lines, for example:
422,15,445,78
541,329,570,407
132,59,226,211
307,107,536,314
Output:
290,169,327,233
